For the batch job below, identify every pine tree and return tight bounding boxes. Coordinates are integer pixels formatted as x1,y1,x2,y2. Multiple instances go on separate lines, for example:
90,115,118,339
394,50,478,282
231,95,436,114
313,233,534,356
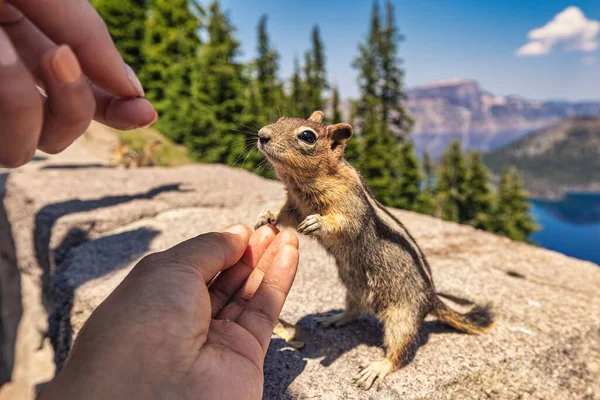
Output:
396,141,424,210
464,151,494,230
417,150,437,215
351,1,417,208
141,0,202,142
254,15,282,122
379,1,413,138
300,51,314,117
422,150,434,186
435,140,469,222
306,25,328,112
331,85,342,123
353,1,400,205
187,0,249,168
360,112,404,206
288,56,303,116
93,0,148,73
343,100,362,165
494,167,538,242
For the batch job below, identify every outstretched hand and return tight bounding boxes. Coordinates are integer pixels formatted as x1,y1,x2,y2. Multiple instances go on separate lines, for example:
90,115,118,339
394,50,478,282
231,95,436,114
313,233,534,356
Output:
0,0,157,167
39,224,299,400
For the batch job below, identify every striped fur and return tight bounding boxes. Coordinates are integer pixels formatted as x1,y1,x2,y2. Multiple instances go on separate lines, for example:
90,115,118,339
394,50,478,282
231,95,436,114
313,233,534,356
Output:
255,113,494,390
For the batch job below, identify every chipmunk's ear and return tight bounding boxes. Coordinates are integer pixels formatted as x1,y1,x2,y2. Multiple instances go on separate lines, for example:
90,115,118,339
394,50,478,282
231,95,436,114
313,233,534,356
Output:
327,123,353,154
309,111,324,124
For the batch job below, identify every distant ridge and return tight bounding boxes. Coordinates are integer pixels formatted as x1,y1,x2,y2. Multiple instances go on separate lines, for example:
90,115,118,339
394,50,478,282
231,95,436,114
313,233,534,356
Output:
482,116,600,199
404,80,600,157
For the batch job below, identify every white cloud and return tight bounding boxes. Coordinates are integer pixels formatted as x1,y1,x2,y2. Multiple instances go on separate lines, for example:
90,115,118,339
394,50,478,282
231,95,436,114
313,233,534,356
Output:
516,6,600,56
582,55,596,65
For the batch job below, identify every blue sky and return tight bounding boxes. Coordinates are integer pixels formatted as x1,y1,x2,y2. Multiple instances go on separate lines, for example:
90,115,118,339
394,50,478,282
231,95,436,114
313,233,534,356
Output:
215,0,600,101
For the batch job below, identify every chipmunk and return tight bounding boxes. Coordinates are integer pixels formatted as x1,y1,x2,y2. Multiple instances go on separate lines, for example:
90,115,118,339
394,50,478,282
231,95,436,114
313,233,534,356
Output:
112,139,161,168
254,111,494,390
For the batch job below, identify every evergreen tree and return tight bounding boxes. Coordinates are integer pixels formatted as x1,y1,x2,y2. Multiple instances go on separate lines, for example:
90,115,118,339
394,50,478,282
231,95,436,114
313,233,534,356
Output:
494,167,538,242
435,140,469,222
353,1,400,205
343,100,362,165
396,141,424,210
306,25,328,112
360,111,404,206
187,0,249,168
422,150,434,185
300,51,314,117
141,0,202,142
254,15,282,122
331,85,342,123
288,56,303,116
417,150,437,215
352,1,418,208
93,0,148,73
464,152,494,230
379,1,413,137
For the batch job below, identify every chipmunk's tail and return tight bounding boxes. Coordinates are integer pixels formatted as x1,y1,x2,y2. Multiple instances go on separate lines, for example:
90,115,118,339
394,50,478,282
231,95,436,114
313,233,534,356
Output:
433,296,495,334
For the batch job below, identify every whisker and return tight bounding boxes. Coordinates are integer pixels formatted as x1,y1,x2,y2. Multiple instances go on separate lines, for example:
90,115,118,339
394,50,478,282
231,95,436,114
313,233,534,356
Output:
241,145,257,169
230,128,258,136
234,119,260,133
230,141,257,168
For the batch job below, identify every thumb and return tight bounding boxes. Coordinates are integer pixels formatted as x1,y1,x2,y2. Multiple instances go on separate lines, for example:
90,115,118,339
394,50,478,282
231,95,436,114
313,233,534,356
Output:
158,225,251,283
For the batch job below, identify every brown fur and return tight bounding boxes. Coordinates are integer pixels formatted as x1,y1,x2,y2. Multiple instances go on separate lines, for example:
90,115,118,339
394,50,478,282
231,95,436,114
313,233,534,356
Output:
112,139,161,168
255,111,494,390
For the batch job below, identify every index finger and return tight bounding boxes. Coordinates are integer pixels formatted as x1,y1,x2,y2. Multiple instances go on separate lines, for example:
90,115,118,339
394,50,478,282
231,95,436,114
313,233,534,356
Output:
11,0,143,97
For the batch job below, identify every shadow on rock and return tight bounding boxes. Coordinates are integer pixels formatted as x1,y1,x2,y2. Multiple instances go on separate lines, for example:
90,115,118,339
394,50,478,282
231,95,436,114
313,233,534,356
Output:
0,173,22,384
263,311,460,399
49,227,160,371
41,164,113,170
34,183,188,300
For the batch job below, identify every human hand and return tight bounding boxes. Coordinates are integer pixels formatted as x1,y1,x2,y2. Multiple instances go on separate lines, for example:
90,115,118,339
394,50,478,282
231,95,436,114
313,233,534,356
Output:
38,224,299,400
0,0,157,167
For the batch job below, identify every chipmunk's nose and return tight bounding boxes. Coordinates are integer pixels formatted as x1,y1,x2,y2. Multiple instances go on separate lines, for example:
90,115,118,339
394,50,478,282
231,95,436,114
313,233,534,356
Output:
258,128,271,145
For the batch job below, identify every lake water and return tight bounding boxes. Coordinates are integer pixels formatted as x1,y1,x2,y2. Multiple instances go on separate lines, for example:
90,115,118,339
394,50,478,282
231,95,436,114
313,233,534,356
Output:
530,193,600,266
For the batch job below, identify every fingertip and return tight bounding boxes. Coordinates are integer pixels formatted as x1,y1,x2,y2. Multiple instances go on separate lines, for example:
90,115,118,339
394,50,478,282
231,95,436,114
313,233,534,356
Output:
276,244,300,270
223,224,251,237
280,229,299,248
255,223,279,237
100,96,156,130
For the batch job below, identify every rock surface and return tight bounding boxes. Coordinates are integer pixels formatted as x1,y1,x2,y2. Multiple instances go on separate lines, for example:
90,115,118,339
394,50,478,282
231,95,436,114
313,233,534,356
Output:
1,129,600,399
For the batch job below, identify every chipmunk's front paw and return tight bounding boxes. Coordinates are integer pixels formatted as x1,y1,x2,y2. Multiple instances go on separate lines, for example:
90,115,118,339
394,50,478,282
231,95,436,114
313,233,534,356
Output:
297,214,323,235
254,209,277,230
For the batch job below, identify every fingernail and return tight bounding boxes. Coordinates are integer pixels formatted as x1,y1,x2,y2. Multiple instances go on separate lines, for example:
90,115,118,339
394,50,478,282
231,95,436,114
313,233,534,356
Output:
51,45,81,84
126,64,145,97
0,29,18,66
140,111,158,128
0,4,24,24
223,225,248,236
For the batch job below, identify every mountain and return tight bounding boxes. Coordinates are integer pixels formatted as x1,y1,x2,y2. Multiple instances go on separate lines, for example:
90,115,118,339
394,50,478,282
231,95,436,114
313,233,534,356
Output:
482,117,600,198
405,79,600,156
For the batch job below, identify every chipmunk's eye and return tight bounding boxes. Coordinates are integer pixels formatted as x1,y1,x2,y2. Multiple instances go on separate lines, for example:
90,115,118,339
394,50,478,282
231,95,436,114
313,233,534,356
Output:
297,130,317,144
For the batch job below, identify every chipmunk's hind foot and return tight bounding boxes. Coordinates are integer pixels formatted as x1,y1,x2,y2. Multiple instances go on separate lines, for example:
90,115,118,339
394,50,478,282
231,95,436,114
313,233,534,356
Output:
354,359,393,390
314,310,358,328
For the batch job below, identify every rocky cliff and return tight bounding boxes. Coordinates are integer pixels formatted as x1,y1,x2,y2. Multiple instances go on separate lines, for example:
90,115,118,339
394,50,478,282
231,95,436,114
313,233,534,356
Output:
483,117,600,198
406,79,600,156
0,130,599,399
